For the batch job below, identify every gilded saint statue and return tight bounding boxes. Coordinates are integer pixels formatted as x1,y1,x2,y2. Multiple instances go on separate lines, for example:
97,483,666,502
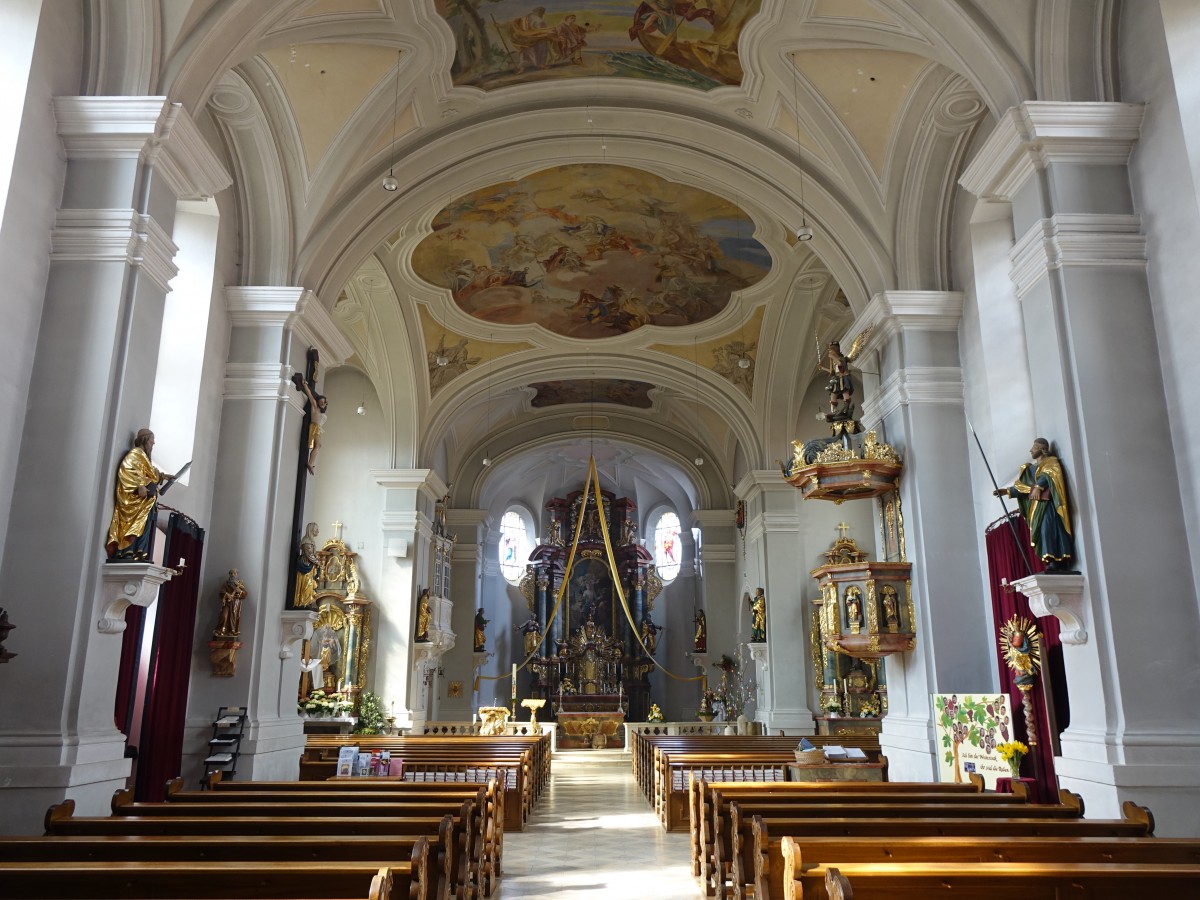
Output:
749,587,766,642
474,607,490,652
640,614,663,656
693,609,707,653
214,568,247,637
293,522,319,607
105,429,175,560
415,589,432,643
993,438,1075,572
517,615,542,657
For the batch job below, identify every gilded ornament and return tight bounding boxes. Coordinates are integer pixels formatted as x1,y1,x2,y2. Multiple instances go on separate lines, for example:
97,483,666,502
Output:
815,443,857,464
810,610,824,688
865,581,878,634
868,635,880,654
862,431,901,464
519,567,535,609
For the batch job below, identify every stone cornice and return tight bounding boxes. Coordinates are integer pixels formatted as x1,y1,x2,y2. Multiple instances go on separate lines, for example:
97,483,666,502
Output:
222,362,305,413
226,286,307,327
734,469,790,501
863,366,964,424
372,469,449,513
54,98,231,199
294,291,355,368
701,544,738,564
1009,214,1146,298
846,291,964,357
51,209,179,295
960,102,1145,201
692,509,735,529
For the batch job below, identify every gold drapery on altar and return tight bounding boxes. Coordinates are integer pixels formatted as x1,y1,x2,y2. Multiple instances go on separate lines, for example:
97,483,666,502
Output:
476,454,706,693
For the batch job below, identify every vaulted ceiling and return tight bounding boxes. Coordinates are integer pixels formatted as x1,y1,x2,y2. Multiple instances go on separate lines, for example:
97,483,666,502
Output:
111,0,1115,508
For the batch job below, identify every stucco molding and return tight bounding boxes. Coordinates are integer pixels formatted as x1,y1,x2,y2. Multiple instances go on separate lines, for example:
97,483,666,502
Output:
846,291,964,358
51,209,179,295
863,366,965,425
1009,214,1147,298
960,102,1145,201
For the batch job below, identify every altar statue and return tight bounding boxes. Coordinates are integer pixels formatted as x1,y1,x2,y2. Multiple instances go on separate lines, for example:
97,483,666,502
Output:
640,614,663,655
993,437,1075,572
293,522,319,607
313,622,341,693
749,587,766,642
693,609,707,653
517,615,541,657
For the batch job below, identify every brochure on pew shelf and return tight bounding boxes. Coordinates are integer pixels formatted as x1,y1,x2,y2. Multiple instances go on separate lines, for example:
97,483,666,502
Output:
336,745,359,777
843,747,867,760
822,745,847,759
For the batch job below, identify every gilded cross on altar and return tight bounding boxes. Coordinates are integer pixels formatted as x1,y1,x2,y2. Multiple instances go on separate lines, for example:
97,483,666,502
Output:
836,522,851,540
332,520,344,540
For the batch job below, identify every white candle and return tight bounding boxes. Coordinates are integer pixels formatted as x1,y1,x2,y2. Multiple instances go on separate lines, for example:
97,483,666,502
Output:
511,664,517,699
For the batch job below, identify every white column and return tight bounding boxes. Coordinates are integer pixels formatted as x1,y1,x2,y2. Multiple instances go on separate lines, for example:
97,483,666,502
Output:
186,287,350,783
962,102,1200,833
443,510,488,722
853,291,993,780
689,510,736,718
0,98,228,831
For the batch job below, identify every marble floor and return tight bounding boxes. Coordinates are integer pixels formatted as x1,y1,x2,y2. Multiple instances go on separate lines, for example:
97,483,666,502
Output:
495,749,704,899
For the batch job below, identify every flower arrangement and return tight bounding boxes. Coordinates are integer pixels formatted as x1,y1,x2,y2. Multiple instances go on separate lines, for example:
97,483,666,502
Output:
996,739,1028,777
857,696,881,717
299,689,353,717
647,703,665,723
820,695,842,714
353,690,389,735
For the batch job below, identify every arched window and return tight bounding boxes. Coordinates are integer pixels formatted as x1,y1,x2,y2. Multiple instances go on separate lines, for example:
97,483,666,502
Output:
498,509,532,583
653,511,682,582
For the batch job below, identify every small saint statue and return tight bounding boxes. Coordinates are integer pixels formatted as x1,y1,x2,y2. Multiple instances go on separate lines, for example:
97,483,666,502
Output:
214,568,247,637
640,614,663,656
693,609,707,653
474,607,490,652
621,517,637,546
415,589,432,643
993,437,1076,573
293,522,319,607
105,428,175,561
517,615,541,656
749,587,766,642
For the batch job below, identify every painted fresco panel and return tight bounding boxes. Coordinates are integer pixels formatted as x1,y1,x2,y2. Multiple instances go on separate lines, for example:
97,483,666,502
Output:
530,379,653,408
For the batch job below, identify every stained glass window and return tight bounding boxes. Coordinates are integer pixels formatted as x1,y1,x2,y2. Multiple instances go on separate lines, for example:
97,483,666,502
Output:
653,511,682,581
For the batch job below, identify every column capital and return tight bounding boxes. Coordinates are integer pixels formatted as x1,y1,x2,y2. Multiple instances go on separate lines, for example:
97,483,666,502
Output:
225,288,353,366
734,469,791,499
53,97,231,200
691,509,735,529
960,101,1144,201
50,210,178,295
371,468,448,503
1010,214,1146,299
848,291,964,358
863,366,964,425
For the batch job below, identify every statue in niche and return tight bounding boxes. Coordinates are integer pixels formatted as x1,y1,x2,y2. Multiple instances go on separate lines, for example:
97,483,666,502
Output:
313,622,341,693
993,437,1076,573
748,587,766,642
881,585,900,632
621,517,637,546
547,517,563,547
215,569,247,637
415,589,432,643
693,609,707,653
845,586,863,633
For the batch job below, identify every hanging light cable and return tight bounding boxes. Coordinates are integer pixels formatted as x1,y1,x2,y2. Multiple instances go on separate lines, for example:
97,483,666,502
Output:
381,50,401,192
482,334,493,467
792,54,813,241
693,337,704,467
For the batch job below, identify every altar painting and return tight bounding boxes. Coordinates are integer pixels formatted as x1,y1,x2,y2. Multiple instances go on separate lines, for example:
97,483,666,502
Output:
411,164,769,339
567,557,616,635
439,1,760,90
932,693,1014,790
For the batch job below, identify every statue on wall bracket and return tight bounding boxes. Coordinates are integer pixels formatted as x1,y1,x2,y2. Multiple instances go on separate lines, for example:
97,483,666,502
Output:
992,438,1076,573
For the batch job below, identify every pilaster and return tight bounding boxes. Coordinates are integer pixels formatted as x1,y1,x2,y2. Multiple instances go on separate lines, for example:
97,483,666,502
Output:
962,101,1200,834
851,291,991,780
0,97,229,831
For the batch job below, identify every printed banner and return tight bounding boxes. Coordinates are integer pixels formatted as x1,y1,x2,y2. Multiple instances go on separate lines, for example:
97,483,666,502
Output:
931,694,1014,789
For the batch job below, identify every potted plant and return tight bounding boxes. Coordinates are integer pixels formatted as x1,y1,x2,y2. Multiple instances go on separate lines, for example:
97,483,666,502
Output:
353,690,389,735
820,695,842,718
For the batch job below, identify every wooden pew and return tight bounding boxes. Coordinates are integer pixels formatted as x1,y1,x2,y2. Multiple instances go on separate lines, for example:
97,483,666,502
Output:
782,852,1200,900
0,862,409,900
48,799,472,900
707,786,1055,898
1,831,445,900
747,817,1196,900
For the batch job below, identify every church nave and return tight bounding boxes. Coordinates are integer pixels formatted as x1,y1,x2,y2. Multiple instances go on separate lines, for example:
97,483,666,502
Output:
497,751,700,899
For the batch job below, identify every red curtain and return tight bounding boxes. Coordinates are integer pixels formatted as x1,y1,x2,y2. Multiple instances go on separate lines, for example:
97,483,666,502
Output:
114,605,145,732
985,512,1067,802
134,513,204,801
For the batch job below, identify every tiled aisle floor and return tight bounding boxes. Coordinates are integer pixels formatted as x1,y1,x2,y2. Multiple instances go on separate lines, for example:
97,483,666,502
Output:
495,749,705,899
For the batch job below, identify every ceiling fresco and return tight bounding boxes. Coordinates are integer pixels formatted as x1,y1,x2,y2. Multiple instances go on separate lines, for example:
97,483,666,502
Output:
417,305,534,394
411,163,770,339
530,379,655,409
650,304,763,398
437,0,760,90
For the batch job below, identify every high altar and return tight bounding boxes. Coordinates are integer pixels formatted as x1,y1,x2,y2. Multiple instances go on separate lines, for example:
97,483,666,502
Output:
518,488,662,747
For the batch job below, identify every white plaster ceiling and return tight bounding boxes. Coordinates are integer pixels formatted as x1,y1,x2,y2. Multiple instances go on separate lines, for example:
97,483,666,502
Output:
155,0,1113,507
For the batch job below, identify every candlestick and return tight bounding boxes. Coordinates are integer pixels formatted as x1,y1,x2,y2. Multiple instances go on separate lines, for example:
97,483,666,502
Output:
511,663,517,700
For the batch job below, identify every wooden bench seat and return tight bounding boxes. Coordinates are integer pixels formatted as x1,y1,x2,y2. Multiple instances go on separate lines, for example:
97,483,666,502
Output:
746,826,1199,900
47,800,475,900
782,855,1200,900
0,861,411,900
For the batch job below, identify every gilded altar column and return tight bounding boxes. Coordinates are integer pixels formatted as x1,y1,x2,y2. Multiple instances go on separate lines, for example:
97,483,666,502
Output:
850,291,992,779
191,287,351,782
0,98,229,830
961,101,1200,831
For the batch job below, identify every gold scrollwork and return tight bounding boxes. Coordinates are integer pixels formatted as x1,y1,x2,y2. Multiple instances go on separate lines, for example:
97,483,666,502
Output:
519,567,535,611
905,580,915,634
810,610,824,688
868,635,880,654
815,443,857,464
862,431,901,464
645,565,663,610
581,549,603,559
